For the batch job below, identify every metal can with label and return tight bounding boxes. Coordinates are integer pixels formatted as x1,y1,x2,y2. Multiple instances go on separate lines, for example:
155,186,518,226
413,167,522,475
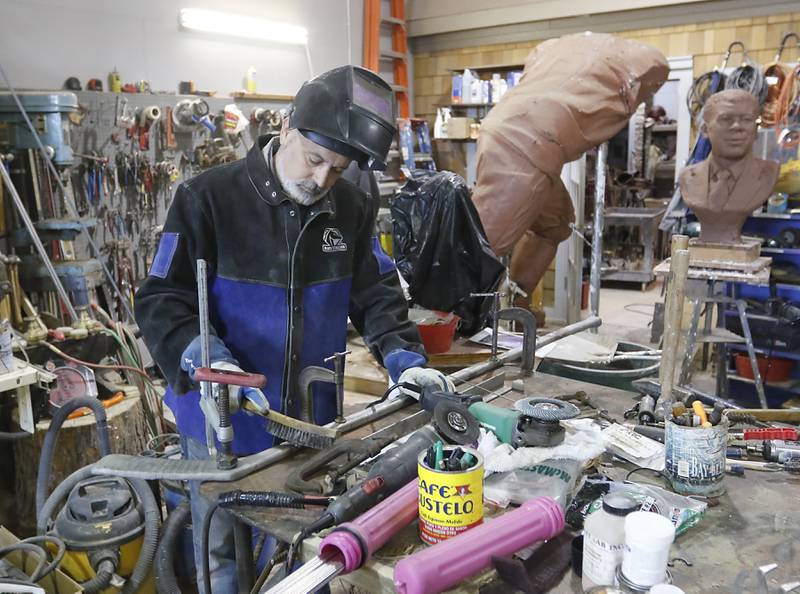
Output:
417,446,483,545
665,418,728,497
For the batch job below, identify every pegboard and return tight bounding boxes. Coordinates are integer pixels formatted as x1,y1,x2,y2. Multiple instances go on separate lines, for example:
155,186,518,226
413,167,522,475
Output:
63,90,290,296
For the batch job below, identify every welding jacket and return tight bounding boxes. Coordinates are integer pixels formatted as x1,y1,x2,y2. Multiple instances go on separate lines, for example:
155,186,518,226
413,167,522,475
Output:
135,136,426,455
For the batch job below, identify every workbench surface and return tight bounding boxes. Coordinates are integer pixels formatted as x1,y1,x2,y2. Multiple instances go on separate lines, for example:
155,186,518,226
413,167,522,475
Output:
202,368,800,593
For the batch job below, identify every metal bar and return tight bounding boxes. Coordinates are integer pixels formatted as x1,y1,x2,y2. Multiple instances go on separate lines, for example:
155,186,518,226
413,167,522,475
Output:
234,518,255,594
263,553,343,594
90,316,602,482
196,259,216,452
588,143,608,330
736,299,768,409
0,157,79,322
0,61,135,322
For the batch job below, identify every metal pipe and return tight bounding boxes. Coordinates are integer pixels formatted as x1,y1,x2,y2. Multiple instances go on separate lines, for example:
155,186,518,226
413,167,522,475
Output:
0,157,79,322
0,61,135,322
588,143,608,331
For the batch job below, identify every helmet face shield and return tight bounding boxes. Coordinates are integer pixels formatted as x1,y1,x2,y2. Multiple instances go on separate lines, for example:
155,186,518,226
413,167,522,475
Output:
289,66,396,170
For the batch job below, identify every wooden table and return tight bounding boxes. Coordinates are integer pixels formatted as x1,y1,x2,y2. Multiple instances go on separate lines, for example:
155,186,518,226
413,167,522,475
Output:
202,368,800,593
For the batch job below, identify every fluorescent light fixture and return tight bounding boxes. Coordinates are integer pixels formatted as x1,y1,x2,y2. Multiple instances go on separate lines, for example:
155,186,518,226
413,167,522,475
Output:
179,8,308,45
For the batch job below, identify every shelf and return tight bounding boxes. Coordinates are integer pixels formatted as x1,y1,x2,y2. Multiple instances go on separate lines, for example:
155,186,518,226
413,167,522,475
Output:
761,247,800,255
230,92,294,101
750,212,800,220
448,102,495,108
449,63,523,72
728,373,798,390
727,343,800,361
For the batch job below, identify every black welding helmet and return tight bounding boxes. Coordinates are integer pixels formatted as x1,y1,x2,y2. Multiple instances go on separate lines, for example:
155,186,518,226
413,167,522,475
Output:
289,66,396,171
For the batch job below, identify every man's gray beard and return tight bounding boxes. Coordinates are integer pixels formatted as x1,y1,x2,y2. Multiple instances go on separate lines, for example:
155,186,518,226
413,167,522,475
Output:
275,155,327,206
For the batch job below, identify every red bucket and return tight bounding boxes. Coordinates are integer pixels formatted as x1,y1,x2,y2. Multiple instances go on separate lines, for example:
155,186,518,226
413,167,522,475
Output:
416,311,460,354
734,353,794,383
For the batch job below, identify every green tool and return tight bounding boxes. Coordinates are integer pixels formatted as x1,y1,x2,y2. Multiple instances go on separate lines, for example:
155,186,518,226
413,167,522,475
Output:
468,398,580,448
434,441,444,470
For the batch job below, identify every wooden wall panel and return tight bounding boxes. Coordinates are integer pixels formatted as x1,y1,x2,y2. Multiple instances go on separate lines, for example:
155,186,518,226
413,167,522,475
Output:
412,10,800,122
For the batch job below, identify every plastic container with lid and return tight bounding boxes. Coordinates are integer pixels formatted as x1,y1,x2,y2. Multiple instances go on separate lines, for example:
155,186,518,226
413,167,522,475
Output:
581,492,640,591
621,511,676,587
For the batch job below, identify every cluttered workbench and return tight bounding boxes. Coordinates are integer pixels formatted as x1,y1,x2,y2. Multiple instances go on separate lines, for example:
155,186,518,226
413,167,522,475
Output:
202,351,800,593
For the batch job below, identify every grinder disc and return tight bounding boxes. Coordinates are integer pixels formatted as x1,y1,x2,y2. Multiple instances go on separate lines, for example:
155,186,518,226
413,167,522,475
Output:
433,401,480,445
514,397,580,422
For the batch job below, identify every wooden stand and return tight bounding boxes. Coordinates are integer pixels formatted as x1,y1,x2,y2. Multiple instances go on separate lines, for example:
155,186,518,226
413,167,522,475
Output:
12,396,149,533
688,237,761,265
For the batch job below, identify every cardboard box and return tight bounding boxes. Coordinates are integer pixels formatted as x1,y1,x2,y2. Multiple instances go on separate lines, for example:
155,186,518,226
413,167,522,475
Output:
446,117,474,139
0,526,83,592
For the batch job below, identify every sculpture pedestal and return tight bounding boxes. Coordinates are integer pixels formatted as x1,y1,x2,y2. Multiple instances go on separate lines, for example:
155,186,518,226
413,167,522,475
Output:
688,238,762,268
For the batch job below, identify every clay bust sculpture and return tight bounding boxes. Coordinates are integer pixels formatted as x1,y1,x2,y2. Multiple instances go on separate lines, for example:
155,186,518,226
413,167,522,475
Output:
679,89,779,244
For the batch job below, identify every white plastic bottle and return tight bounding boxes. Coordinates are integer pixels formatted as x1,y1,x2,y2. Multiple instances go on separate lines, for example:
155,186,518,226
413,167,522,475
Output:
582,492,640,591
621,510,676,588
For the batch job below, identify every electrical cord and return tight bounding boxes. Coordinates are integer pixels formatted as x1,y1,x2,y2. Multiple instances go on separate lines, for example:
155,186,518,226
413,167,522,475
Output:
201,501,221,594
18,536,66,582
725,61,768,104
0,543,47,584
250,542,288,594
39,340,158,385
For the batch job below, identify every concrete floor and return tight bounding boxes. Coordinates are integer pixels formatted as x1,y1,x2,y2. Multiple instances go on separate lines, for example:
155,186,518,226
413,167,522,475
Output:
595,282,663,347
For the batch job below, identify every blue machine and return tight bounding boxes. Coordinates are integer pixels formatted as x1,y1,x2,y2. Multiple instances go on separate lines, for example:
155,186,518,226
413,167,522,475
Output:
0,92,78,164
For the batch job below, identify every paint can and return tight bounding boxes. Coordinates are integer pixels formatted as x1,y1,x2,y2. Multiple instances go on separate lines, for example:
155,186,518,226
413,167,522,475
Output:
0,320,14,373
417,446,483,544
665,418,728,497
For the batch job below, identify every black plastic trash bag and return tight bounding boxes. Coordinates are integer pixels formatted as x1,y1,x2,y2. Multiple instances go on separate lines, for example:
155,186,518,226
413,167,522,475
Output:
391,170,505,334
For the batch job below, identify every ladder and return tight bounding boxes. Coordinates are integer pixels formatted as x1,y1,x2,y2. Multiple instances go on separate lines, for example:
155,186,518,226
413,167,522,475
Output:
363,0,410,118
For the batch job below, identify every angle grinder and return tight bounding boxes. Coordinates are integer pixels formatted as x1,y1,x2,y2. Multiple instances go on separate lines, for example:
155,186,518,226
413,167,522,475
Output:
513,397,581,447
469,397,580,448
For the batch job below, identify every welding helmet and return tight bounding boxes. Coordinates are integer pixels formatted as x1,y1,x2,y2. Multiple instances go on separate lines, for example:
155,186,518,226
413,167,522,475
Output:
289,66,396,171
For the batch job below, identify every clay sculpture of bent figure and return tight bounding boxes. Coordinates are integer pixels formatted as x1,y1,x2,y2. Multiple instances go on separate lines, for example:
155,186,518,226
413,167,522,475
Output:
679,89,779,244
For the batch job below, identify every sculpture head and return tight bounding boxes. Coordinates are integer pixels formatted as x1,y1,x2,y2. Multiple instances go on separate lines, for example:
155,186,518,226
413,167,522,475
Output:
701,89,759,161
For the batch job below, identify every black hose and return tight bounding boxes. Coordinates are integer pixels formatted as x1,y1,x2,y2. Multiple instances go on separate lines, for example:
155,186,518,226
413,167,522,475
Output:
80,559,115,594
19,535,66,582
35,396,111,516
201,500,222,594
122,478,161,594
37,465,95,534
0,543,48,583
155,500,191,594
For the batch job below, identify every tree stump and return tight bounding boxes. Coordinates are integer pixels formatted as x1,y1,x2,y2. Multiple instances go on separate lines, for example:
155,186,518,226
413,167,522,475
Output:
13,396,149,534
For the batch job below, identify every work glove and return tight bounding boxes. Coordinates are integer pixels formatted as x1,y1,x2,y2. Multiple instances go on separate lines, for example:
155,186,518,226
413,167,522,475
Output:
396,367,455,399
180,336,270,426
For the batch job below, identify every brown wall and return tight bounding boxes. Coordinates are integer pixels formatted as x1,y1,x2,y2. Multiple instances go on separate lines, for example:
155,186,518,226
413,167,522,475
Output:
413,11,800,122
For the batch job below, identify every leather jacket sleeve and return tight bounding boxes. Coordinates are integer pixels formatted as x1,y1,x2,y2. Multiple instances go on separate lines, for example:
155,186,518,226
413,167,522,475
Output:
134,183,216,394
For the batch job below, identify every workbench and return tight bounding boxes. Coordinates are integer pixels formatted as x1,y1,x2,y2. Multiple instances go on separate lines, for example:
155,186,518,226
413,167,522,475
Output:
202,366,800,593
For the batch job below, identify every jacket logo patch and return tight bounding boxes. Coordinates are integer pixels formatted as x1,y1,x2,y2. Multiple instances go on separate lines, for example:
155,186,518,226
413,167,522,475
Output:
322,227,348,253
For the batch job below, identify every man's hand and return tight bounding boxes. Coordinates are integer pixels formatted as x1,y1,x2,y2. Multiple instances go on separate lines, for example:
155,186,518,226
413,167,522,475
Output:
397,366,455,399
209,362,270,415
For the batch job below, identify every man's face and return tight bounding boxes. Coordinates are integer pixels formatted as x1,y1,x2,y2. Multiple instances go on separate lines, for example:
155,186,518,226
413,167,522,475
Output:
276,124,352,205
703,96,758,161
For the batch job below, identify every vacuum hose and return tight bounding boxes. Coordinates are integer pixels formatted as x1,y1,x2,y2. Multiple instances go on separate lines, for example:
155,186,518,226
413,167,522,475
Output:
35,396,111,516
80,559,115,594
154,500,191,594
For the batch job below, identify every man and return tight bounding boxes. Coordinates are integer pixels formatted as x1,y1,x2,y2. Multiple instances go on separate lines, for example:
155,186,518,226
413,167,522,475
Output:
135,65,451,593
679,89,779,244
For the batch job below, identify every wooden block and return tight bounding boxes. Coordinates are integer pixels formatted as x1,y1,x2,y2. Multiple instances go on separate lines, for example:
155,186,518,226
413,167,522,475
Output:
686,256,771,273
688,238,761,264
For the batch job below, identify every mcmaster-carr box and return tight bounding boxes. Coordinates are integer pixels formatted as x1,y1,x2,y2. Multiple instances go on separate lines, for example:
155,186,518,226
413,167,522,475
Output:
446,117,474,139
0,526,83,592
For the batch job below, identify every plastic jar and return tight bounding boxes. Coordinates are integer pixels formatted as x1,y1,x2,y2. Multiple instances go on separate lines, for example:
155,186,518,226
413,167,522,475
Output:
582,492,640,591
621,511,676,587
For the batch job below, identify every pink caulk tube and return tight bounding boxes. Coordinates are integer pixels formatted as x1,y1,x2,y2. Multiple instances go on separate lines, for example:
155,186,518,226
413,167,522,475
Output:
318,478,419,573
393,496,565,594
